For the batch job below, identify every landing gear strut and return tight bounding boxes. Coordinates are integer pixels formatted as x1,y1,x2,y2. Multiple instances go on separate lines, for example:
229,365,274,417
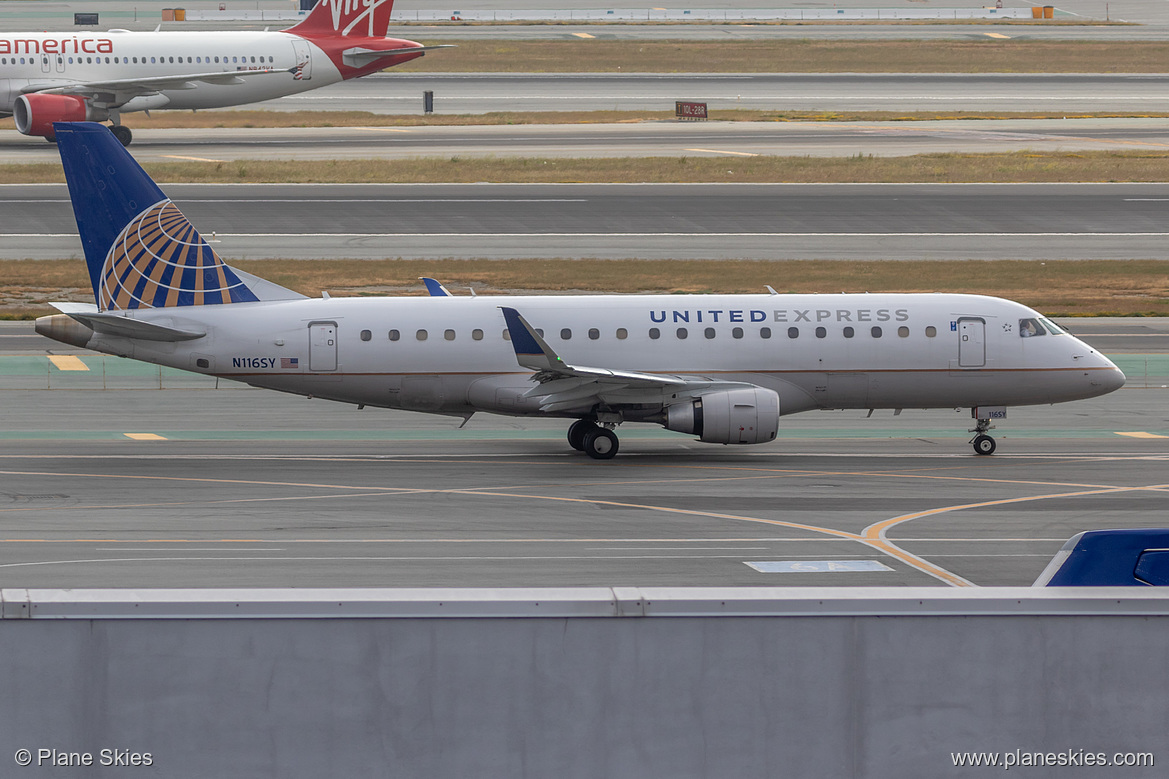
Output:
567,419,619,460
110,125,133,147
969,418,997,456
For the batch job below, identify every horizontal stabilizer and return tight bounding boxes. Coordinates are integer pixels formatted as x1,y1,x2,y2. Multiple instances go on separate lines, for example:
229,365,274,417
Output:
342,45,453,67
50,302,205,342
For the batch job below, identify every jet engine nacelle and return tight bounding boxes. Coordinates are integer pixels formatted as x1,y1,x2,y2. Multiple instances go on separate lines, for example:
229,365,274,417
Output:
14,94,108,140
665,387,780,445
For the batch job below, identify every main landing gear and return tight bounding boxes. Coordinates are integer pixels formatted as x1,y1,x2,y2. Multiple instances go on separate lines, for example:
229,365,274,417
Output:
110,125,133,147
969,417,997,456
567,419,619,460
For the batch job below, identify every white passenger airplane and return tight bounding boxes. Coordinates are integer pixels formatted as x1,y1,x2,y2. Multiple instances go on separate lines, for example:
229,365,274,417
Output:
35,123,1126,459
0,0,439,146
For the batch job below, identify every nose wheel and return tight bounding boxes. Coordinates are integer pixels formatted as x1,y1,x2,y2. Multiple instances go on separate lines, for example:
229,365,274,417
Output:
969,415,997,455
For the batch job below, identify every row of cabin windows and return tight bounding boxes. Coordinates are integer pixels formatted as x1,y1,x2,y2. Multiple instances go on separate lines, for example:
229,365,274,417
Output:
2,55,276,66
364,325,938,342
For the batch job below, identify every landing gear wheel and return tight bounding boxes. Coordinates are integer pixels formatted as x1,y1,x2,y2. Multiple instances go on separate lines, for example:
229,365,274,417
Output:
582,427,619,460
110,125,132,147
972,434,996,456
567,419,597,452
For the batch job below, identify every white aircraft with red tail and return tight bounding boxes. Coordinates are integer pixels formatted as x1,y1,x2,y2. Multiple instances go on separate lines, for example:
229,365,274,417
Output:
0,0,442,145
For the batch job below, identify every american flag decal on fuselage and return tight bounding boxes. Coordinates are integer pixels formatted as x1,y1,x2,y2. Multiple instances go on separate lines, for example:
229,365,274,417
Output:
99,199,259,311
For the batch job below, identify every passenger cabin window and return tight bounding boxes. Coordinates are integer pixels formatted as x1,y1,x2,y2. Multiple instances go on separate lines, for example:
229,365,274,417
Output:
787,327,799,339
472,329,484,341
704,327,716,339
649,328,660,340
760,327,772,339
843,326,854,338
561,328,572,340
360,329,371,342
616,328,628,340
588,328,600,340
898,326,910,338
388,329,400,341
815,327,826,339
925,326,937,338
732,327,743,339
871,326,883,338
502,330,511,341
416,329,428,341
1019,318,1046,338
444,329,456,341
676,327,688,339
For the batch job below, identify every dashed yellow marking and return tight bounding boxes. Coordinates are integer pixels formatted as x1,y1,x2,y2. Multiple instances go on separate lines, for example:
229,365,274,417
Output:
1116,432,1169,439
685,148,759,157
160,155,226,163
984,32,1011,39
123,433,167,441
572,32,595,38
47,356,88,371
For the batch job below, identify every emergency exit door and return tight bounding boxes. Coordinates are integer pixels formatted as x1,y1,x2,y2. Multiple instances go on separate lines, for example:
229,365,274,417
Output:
958,318,985,368
309,322,337,371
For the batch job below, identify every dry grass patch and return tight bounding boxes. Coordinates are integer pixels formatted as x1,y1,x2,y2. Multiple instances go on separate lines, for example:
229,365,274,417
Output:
4,259,1165,318
8,152,1169,185
391,39,1169,73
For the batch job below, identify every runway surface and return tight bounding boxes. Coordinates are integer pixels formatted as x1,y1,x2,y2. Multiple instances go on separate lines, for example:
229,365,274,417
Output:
8,119,1169,164
0,318,1164,589
237,73,1169,115
8,181,1169,260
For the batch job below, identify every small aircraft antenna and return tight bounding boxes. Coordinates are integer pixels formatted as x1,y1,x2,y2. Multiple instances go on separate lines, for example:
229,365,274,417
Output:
765,285,778,295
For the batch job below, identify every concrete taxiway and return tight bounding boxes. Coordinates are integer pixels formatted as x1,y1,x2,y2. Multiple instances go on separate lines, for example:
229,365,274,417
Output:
8,181,1169,260
0,319,1165,589
6,119,1169,164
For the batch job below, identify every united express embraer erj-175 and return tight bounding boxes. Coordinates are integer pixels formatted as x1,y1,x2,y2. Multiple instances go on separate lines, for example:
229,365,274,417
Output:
35,123,1126,459
0,0,441,146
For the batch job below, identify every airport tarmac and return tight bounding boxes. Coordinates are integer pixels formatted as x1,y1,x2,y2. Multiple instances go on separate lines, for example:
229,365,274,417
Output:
0,319,1165,590
9,181,1169,261
7,119,1169,164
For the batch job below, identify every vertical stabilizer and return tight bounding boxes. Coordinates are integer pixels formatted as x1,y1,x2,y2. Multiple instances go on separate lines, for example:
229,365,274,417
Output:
54,122,263,311
286,0,397,38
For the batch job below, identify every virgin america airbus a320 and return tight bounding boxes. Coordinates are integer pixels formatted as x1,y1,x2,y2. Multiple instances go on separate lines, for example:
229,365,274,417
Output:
35,123,1125,459
0,0,444,145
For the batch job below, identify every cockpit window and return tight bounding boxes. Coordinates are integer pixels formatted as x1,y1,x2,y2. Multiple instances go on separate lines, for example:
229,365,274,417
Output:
1019,318,1046,338
1039,317,1064,335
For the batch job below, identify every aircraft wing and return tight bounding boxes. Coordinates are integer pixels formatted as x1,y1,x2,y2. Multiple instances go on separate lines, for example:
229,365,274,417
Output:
500,306,755,413
23,67,289,106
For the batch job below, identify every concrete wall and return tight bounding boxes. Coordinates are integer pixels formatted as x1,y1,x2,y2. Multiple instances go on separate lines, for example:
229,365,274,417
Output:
0,588,1165,778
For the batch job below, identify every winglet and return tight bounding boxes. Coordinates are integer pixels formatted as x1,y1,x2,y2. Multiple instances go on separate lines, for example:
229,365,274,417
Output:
421,277,452,297
500,307,563,372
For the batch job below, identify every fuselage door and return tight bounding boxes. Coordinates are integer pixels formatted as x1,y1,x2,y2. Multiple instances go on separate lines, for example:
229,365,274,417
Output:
290,38,312,81
309,322,337,371
55,54,66,73
957,317,986,368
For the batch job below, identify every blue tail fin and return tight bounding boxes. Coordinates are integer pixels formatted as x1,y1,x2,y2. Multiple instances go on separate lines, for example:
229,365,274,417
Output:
54,122,260,311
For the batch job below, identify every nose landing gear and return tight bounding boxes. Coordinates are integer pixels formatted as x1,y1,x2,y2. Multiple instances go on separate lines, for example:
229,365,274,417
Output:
967,407,1005,456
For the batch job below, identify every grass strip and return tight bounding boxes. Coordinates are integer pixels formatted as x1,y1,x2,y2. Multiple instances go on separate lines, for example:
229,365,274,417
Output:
3,259,1166,319
387,39,1169,74
7,152,1169,185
